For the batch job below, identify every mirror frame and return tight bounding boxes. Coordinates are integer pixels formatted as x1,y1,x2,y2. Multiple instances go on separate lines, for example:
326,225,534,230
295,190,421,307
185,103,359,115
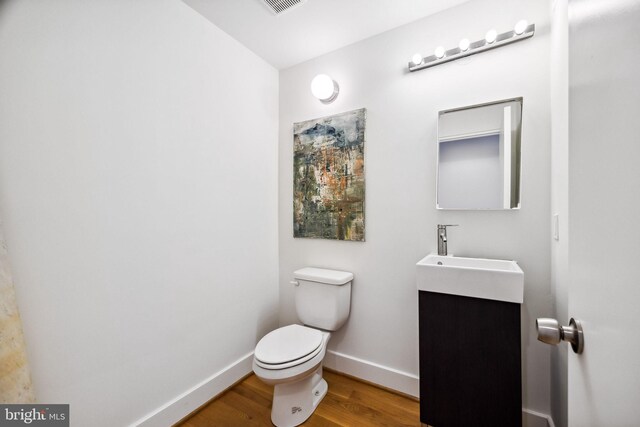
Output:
436,97,523,210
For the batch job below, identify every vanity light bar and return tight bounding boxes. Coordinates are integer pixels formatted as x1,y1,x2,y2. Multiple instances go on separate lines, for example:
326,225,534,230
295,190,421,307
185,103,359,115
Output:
408,23,535,72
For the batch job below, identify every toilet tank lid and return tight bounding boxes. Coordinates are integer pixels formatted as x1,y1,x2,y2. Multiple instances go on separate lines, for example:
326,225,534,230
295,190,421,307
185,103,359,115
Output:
294,267,353,285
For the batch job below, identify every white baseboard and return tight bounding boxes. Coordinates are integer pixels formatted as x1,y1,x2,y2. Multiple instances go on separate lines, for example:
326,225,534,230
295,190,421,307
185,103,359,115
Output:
130,348,555,427
523,408,556,427
323,349,420,397
131,352,254,427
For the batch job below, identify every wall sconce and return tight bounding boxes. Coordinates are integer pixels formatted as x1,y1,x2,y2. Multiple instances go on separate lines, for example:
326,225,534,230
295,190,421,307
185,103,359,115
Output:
408,20,535,72
311,74,339,104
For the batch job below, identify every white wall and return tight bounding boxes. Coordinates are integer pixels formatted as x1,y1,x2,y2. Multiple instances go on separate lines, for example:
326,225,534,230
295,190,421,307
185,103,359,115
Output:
0,1,279,426
279,0,552,417
550,1,569,426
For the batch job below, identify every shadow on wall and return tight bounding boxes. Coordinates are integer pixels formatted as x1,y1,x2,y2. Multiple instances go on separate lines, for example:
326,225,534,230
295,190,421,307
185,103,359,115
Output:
253,304,280,347
0,0,13,24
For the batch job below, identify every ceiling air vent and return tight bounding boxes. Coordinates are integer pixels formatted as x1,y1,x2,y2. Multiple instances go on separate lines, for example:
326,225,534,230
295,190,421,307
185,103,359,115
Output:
262,0,306,15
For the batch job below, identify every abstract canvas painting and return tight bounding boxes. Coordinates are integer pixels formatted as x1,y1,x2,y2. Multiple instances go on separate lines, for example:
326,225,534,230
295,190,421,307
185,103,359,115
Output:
293,108,366,241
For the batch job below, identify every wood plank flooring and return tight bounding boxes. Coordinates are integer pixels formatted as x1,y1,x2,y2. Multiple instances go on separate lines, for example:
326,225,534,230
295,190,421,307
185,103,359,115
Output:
177,370,420,426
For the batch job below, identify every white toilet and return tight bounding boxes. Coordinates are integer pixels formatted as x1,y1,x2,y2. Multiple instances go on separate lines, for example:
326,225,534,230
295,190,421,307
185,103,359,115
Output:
252,267,353,427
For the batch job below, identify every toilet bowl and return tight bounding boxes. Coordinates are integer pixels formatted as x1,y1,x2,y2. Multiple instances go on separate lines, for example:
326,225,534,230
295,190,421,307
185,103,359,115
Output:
252,267,353,427
253,324,331,426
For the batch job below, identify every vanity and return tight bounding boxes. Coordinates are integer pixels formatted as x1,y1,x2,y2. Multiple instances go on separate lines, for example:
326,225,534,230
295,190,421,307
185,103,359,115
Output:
417,97,526,425
416,254,524,426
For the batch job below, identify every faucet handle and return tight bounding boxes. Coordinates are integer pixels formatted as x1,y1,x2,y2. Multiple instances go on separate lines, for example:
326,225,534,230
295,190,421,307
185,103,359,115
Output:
438,224,459,228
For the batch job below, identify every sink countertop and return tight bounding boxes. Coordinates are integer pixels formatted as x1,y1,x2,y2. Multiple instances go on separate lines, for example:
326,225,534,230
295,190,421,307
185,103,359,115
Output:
416,254,524,304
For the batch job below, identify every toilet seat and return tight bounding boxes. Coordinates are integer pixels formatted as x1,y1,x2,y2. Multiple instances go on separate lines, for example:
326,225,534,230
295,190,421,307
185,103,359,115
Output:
254,324,323,370
253,330,330,385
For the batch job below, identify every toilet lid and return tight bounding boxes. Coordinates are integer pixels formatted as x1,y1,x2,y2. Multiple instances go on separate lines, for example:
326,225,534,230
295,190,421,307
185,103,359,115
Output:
255,324,323,365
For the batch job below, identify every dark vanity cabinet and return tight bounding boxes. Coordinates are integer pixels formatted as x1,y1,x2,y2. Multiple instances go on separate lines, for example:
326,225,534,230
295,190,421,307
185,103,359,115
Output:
418,291,522,427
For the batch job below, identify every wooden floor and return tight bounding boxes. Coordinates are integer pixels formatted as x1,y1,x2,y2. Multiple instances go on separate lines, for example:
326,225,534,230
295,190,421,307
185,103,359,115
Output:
178,369,420,426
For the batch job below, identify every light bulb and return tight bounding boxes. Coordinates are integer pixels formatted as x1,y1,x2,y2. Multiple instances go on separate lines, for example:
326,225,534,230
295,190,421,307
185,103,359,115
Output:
514,20,528,35
485,29,497,44
310,74,337,101
434,46,446,59
411,53,423,66
458,38,470,52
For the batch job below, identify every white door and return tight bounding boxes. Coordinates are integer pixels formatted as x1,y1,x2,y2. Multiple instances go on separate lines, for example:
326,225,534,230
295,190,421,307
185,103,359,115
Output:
568,0,640,425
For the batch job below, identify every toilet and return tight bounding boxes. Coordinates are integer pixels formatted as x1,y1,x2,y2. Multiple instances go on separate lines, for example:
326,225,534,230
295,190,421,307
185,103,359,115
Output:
252,267,353,427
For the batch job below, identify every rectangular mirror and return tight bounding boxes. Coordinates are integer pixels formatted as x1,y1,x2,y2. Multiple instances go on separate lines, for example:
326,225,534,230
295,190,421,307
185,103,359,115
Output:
437,97,522,210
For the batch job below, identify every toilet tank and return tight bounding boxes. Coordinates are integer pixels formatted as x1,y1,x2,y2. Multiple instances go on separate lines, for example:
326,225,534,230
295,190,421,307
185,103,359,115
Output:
293,267,353,331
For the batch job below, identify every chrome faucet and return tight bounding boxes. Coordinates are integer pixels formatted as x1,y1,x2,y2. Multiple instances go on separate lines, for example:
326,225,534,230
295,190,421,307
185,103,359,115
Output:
437,224,458,256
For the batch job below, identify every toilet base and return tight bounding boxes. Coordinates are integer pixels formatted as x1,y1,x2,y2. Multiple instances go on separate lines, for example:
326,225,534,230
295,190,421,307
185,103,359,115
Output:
271,366,327,427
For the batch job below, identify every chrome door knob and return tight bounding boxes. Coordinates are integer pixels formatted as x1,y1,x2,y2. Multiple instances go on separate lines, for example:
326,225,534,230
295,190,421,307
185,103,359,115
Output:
536,318,562,344
536,317,584,354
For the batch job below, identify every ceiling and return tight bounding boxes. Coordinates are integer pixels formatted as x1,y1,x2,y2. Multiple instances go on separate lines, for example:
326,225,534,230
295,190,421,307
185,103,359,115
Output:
183,0,471,69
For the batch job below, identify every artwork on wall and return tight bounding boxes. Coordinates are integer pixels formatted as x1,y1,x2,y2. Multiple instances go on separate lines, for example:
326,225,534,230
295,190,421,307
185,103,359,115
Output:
293,108,366,241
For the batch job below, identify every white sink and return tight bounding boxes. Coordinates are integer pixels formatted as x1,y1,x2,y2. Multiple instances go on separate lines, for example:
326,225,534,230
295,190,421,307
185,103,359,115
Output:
416,254,524,303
